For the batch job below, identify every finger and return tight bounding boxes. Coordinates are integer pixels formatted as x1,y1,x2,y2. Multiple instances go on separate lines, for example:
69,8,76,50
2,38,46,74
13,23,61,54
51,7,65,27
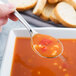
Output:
9,13,18,21
0,4,16,18
0,16,8,26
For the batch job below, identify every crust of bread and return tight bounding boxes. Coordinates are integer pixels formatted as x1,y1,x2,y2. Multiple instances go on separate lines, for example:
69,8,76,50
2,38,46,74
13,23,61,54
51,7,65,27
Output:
54,2,76,27
50,9,60,24
17,2,37,11
40,15,49,21
63,0,76,9
8,0,37,11
48,0,59,4
16,3,37,11
40,4,56,21
33,0,47,16
58,0,62,2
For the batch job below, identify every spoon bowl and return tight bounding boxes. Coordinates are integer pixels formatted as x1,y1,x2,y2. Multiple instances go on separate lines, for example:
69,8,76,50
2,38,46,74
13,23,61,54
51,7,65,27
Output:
31,33,64,58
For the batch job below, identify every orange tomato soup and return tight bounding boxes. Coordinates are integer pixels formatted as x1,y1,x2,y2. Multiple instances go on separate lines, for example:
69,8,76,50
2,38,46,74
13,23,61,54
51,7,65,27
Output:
32,34,62,58
11,37,76,76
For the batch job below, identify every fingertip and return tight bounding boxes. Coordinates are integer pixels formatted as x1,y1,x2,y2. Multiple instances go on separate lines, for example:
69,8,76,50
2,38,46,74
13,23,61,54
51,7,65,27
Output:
0,4,16,18
7,3,16,9
6,3,16,13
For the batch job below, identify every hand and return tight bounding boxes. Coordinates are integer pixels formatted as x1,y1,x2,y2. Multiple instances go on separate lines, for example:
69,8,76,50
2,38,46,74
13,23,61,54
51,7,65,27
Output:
0,4,18,32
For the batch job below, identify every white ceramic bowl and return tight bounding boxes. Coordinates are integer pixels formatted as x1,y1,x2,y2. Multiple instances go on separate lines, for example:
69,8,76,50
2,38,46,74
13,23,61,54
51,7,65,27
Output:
1,28,76,76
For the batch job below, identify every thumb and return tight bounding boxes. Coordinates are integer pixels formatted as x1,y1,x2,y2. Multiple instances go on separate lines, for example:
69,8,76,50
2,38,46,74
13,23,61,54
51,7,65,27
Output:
0,4,16,18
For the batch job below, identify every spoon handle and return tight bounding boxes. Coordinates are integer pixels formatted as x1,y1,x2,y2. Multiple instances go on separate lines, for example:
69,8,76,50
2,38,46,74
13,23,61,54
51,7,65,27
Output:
14,10,37,35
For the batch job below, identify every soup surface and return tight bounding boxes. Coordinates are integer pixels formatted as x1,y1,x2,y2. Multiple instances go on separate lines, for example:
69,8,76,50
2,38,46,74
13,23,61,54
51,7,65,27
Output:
32,34,62,58
11,37,76,76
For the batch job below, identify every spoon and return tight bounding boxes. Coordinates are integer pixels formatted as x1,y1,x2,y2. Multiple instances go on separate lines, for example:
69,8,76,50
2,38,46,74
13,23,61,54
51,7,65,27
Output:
0,1,64,58
14,10,64,58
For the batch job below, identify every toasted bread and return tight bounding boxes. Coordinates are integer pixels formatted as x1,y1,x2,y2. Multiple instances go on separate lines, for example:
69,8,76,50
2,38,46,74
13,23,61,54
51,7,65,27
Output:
48,0,59,4
33,0,47,16
63,0,76,9
54,2,76,27
40,4,56,20
50,9,59,24
8,0,37,11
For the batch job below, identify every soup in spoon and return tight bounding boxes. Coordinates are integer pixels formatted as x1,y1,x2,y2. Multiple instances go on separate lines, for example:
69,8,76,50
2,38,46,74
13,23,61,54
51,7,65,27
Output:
32,34,63,58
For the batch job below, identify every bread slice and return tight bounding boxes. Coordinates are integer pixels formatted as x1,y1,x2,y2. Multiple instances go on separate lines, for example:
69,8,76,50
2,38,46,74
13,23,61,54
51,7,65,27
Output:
48,0,59,4
40,3,59,23
63,0,76,9
50,9,59,24
54,2,76,27
33,0,47,16
8,0,37,11
40,4,56,20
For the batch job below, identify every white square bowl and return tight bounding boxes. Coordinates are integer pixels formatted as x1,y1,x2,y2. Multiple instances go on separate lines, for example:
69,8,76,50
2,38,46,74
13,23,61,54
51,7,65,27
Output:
1,28,76,76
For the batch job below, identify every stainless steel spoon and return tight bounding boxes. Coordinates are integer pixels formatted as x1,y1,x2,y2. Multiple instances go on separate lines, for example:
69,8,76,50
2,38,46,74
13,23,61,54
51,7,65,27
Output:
0,1,64,59
14,10,64,58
